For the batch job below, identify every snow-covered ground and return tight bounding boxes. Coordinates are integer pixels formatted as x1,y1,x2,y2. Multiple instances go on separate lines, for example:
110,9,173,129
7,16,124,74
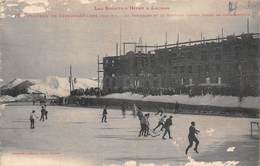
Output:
0,104,259,166
103,92,260,109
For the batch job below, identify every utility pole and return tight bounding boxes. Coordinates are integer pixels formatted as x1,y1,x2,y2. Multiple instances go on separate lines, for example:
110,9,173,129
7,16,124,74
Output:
247,17,250,33
97,56,100,89
97,56,104,90
119,22,122,56
165,32,168,48
69,65,73,95
200,32,203,44
177,32,179,46
116,43,118,56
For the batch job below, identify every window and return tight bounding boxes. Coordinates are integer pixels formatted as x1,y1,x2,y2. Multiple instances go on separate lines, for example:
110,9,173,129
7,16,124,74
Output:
126,80,131,86
187,51,192,59
198,65,201,73
189,78,193,85
188,66,192,73
174,66,178,74
218,77,222,84
112,79,116,87
153,80,159,88
105,79,110,87
180,66,185,73
206,77,210,84
145,81,150,88
215,54,221,60
134,80,140,88
181,78,184,85
201,54,207,61
216,64,221,72
205,64,210,72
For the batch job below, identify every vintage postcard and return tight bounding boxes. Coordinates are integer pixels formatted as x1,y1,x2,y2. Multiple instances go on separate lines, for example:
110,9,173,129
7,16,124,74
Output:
0,0,259,166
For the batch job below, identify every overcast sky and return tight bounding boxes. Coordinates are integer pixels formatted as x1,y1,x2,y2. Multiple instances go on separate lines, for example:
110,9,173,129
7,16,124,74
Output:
0,0,259,82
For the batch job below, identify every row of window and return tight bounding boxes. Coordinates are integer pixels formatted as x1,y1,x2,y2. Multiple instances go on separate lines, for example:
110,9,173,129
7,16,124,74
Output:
105,76,223,88
107,64,221,77
172,64,221,73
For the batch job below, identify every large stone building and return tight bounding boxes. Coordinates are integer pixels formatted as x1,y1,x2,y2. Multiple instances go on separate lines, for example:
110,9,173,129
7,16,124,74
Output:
103,33,260,96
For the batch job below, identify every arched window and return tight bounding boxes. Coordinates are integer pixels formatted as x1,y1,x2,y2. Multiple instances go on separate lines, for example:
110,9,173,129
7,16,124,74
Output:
206,77,210,84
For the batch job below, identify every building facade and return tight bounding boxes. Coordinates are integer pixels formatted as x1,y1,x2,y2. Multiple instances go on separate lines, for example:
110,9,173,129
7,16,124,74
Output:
103,33,260,96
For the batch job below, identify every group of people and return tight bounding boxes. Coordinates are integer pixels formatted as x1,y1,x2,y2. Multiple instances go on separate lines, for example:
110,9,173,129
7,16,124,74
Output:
29,104,48,129
137,108,174,140
101,104,200,155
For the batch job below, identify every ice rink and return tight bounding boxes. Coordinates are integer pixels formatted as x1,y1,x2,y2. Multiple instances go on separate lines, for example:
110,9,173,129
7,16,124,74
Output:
0,104,259,166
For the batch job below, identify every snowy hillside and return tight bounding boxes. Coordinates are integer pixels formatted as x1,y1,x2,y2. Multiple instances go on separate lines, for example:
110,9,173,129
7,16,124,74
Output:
0,78,38,90
0,76,98,98
29,76,97,97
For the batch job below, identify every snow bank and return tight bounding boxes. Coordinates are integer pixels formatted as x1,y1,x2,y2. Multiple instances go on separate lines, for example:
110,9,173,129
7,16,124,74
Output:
103,92,260,109
15,94,35,102
0,153,95,166
226,147,236,152
103,159,239,166
184,157,239,166
103,92,144,100
0,95,16,102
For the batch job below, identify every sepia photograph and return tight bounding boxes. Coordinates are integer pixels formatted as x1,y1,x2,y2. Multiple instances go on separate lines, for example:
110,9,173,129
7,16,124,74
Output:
0,0,259,165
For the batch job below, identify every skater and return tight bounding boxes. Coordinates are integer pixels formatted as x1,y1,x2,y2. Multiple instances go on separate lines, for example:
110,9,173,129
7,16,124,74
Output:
139,114,146,137
162,115,173,140
155,107,164,116
121,105,126,118
137,106,143,121
144,113,150,136
185,121,200,154
153,115,167,132
29,110,38,129
175,102,180,112
137,107,145,137
39,106,46,122
101,105,108,123
44,107,48,120
132,104,137,117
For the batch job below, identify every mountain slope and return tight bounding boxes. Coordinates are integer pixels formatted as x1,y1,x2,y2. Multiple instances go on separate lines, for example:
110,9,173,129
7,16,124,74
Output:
0,76,98,97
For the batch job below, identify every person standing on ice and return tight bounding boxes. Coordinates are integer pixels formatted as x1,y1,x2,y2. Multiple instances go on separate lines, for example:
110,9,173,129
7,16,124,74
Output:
185,121,200,154
136,106,143,121
132,104,137,117
144,113,150,136
39,106,46,121
44,104,48,120
101,105,108,123
162,115,173,140
139,114,146,137
29,110,38,129
175,102,180,113
121,105,126,118
153,115,167,132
